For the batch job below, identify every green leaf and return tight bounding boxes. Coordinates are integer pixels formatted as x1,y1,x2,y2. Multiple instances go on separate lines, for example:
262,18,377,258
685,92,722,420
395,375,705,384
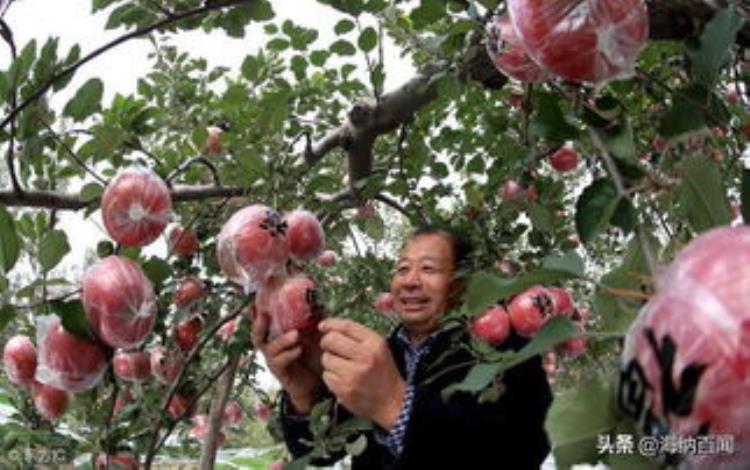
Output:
63,78,103,122
51,300,94,340
678,154,731,232
80,182,103,203
345,434,368,456
39,230,70,272
686,7,745,86
330,39,356,56
0,205,21,273
0,304,16,332
742,169,750,224
465,270,580,315
92,0,124,13
142,256,171,288
357,27,377,52
530,92,580,143
575,179,631,244
658,85,730,139
526,203,555,234
546,379,619,469
334,19,355,35
410,0,445,28
441,362,502,400
542,252,585,277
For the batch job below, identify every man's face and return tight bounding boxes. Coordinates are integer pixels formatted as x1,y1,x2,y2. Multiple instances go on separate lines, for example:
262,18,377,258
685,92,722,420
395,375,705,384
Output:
390,233,457,341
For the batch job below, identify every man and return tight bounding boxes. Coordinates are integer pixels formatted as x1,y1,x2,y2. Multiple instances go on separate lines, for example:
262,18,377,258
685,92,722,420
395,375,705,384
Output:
252,226,552,469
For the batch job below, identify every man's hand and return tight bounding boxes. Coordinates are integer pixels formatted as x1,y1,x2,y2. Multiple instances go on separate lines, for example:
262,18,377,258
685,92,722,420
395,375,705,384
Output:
251,311,322,414
319,318,407,430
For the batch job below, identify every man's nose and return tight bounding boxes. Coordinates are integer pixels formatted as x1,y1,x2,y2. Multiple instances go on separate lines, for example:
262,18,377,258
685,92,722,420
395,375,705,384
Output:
403,267,421,286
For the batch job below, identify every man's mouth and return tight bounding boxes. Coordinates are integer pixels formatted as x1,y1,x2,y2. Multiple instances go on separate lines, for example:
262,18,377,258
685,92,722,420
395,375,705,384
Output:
399,297,430,311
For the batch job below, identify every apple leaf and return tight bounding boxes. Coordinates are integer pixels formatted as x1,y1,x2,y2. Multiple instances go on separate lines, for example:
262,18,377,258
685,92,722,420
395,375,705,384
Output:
0,205,21,273
0,304,16,332
546,379,619,469
52,300,95,341
63,78,103,122
39,230,70,272
686,7,744,86
677,154,731,233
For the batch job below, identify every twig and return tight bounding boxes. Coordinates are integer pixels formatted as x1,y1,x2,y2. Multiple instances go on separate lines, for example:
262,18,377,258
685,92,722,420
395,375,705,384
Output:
144,303,247,466
588,129,658,276
38,117,107,184
166,156,221,187
199,354,241,469
0,0,248,132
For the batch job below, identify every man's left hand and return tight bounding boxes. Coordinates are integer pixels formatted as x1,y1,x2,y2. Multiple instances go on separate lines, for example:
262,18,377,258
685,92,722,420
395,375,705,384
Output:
318,318,407,430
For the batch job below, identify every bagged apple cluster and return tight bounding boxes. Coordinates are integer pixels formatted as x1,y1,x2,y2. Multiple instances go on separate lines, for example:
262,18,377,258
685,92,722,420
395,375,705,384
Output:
488,0,649,86
217,205,331,340
470,285,587,357
620,226,750,469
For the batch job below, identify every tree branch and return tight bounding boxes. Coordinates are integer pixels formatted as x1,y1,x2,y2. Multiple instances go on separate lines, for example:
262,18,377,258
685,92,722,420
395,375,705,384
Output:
0,184,247,210
0,17,21,194
199,354,240,469
38,117,108,185
0,0,248,132
166,156,221,187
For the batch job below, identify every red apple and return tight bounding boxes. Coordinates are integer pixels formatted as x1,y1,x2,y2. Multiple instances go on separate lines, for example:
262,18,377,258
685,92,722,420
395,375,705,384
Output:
112,350,151,382
548,287,575,317
470,305,512,346
3,335,37,387
174,317,202,352
284,209,325,261
150,346,184,385
373,292,396,314
82,255,157,349
500,179,523,200
549,146,579,172
217,204,290,292
95,453,140,470
256,275,323,341
173,277,206,310
508,285,555,338
168,394,191,420
254,402,272,422
100,168,171,247
223,400,243,426
316,250,337,268
35,315,108,392
485,14,551,83
31,381,70,421
508,0,649,84
217,317,239,342
168,225,199,257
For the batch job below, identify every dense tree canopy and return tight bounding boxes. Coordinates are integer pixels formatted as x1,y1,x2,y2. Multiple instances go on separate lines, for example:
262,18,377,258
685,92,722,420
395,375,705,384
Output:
0,0,749,468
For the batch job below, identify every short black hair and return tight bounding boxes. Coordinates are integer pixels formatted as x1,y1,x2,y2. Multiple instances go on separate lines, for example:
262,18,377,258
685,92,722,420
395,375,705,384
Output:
406,225,473,274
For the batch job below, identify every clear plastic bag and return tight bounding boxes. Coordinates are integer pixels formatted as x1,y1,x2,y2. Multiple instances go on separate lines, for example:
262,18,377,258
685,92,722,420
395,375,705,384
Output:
508,0,649,85
217,204,290,293
285,209,325,261
82,255,157,349
101,167,172,247
621,227,750,469
256,275,323,341
35,315,108,392
486,14,552,83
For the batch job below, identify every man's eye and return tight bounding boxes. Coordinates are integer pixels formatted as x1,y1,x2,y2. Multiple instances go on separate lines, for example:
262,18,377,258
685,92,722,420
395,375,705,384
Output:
396,266,409,274
422,266,437,273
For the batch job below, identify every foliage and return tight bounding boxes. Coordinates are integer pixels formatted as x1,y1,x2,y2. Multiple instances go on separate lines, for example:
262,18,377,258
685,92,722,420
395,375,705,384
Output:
0,0,748,468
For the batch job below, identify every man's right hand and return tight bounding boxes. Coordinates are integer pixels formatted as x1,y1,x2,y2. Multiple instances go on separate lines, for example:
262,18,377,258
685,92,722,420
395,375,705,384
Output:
251,311,322,414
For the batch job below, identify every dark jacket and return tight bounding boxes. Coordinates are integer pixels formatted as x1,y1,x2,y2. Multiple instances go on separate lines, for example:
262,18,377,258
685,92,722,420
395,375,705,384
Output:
280,326,552,469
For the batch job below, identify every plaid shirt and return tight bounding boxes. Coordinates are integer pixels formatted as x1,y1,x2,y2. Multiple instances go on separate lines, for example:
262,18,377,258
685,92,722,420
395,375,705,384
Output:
374,327,442,456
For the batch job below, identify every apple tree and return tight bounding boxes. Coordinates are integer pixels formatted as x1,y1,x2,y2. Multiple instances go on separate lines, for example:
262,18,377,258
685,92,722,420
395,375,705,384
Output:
0,0,749,469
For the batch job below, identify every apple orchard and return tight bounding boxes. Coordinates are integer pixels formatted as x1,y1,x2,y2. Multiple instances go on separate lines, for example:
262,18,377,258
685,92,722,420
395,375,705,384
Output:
1,1,750,469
